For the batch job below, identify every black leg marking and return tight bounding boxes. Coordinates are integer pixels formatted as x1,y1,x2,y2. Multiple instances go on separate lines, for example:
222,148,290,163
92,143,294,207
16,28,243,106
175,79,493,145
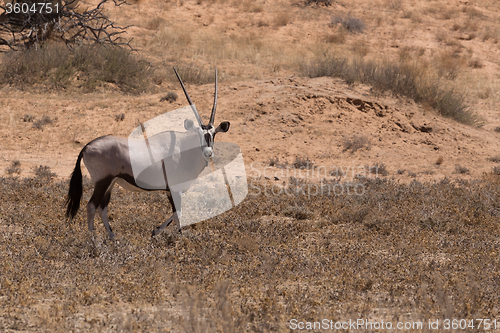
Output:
89,177,114,209
99,187,112,210
88,176,115,239
167,192,176,214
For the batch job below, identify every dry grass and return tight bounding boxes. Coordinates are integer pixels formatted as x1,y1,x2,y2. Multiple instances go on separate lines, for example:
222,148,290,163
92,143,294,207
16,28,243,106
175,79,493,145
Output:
306,0,332,6
32,115,54,130
423,4,458,20
385,0,402,11
168,64,215,85
22,114,35,123
434,50,465,80
403,10,423,24
342,134,371,152
33,165,57,180
115,113,125,122
399,46,426,60
367,163,389,176
351,39,370,57
160,91,179,103
300,54,480,125
0,44,152,93
5,160,21,176
148,25,193,57
282,205,314,220
455,164,470,174
1,175,500,331
269,157,280,167
292,156,314,169
268,157,289,169
331,14,366,34
149,26,272,71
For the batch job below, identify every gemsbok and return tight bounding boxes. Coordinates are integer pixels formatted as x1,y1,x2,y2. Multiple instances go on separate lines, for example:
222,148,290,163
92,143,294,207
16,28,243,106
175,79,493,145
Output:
65,67,230,239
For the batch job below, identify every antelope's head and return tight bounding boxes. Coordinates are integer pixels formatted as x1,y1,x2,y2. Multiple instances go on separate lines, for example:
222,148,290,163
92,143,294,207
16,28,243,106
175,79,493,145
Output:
174,67,230,162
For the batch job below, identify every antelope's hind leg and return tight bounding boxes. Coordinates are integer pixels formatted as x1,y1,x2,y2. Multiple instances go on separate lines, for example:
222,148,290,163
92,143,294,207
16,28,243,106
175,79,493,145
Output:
98,181,116,240
152,191,181,237
87,177,115,239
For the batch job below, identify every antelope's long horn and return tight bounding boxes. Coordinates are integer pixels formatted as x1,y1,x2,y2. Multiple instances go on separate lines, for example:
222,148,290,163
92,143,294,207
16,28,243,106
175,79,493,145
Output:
173,66,204,127
209,68,218,126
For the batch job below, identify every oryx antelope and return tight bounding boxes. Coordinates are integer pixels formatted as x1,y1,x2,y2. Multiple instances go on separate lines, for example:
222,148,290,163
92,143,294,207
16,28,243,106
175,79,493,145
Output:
65,67,230,239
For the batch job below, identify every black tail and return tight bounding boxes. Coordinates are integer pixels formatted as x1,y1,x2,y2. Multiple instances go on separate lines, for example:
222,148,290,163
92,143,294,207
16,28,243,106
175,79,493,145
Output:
65,149,84,219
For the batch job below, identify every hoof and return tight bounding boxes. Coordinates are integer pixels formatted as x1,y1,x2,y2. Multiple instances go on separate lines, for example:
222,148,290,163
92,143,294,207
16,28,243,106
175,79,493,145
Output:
151,228,160,237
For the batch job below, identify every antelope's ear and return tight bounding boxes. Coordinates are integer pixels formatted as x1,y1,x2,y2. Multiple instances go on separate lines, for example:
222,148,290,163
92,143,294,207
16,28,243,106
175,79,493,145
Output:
215,121,230,134
184,119,195,130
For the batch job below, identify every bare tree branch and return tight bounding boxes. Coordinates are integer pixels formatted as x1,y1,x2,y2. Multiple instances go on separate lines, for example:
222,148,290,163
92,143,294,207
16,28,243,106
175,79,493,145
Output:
0,0,132,51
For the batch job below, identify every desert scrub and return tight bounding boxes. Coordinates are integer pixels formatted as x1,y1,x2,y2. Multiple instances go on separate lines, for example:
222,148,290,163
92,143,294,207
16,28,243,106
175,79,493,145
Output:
32,115,54,130
0,43,152,93
455,164,470,174
160,91,178,102
300,54,480,125
342,134,371,152
168,63,215,85
33,165,57,180
293,156,314,169
5,160,21,176
367,163,389,176
306,0,331,5
331,14,366,33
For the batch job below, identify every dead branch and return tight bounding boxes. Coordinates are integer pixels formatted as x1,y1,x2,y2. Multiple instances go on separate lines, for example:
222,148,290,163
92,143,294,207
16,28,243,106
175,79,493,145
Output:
0,0,132,51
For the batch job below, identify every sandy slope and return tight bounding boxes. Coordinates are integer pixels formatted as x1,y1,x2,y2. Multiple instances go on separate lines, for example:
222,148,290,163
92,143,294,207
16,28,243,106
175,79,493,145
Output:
1,75,499,183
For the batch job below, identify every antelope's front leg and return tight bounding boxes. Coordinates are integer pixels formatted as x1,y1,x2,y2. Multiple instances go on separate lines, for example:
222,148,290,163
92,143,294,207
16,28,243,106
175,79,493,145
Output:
151,211,181,237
